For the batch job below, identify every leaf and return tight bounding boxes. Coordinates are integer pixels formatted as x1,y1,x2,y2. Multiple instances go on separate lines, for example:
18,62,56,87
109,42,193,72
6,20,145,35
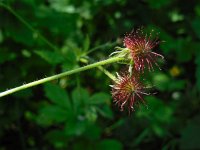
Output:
147,0,172,9
192,17,200,39
44,83,71,109
83,35,90,52
35,50,64,65
97,139,123,150
96,105,113,119
153,73,186,91
196,51,200,92
136,96,174,137
89,92,110,105
180,115,200,150
37,105,68,126
5,23,35,46
64,120,87,136
175,39,193,63
153,73,170,91
71,87,90,110
0,50,16,64
0,30,3,43
84,124,102,140
61,49,78,71
45,130,68,149
168,80,186,91
85,107,98,122
35,6,77,36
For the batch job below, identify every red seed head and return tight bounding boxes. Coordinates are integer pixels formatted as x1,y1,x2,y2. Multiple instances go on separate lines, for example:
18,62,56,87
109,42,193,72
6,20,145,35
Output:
111,72,147,112
123,28,164,73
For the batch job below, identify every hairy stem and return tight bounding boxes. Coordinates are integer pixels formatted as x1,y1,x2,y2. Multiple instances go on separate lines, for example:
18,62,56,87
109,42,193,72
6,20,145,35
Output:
78,57,117,81
0,57,124,98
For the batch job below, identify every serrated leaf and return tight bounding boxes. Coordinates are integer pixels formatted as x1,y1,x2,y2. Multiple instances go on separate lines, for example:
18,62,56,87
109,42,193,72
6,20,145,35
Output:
35,50,64,65
44,83,71,109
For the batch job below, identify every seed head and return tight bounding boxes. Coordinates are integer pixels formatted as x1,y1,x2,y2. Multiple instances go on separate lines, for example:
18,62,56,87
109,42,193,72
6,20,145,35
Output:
123,28,164,72
111,72,148,112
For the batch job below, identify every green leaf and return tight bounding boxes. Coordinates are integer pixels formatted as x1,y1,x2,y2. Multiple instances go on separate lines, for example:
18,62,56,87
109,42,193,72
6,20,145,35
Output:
97,139,123,150
175,39,193,63
35,50,64,65
72,87,90,110
83,35,90,52
5,23,35,46
153,73,186,91
192,17,200,39
195,51,200,92
0,50,16,64
0,30,3,43
153,73,170,91
35,7,77,36
96,105,113,119
84,124,101,140
89,92,110,105
44,83,71,109
180,115,200,150
64,120,87,136
61,49,78,71
45,130,68,149
136,96,174,137
195,5,200,16
37,105,68,126
147,0,172,9
168,80,186,91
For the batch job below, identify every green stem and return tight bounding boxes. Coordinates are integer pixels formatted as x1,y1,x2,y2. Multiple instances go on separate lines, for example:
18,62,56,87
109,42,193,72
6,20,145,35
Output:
97,66,117,81
0,2,58,51
0,57,124,98
78,57,117,81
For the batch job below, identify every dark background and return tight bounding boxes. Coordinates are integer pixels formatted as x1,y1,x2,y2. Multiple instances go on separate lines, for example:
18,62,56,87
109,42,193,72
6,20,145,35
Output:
0,0,200,149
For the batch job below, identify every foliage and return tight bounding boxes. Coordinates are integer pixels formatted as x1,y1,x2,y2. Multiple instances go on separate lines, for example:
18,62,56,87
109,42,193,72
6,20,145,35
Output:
0,0,200,149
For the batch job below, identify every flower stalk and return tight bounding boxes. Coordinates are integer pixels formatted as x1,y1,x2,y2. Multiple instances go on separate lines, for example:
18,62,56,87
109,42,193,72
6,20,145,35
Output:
0,57,124,98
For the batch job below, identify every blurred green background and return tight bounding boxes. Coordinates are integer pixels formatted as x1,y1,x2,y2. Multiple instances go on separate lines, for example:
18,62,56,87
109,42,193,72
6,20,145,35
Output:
0,0,200,149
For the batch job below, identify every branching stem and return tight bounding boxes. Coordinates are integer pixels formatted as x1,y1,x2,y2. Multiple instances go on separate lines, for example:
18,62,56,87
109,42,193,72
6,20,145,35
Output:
0,57,124,98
